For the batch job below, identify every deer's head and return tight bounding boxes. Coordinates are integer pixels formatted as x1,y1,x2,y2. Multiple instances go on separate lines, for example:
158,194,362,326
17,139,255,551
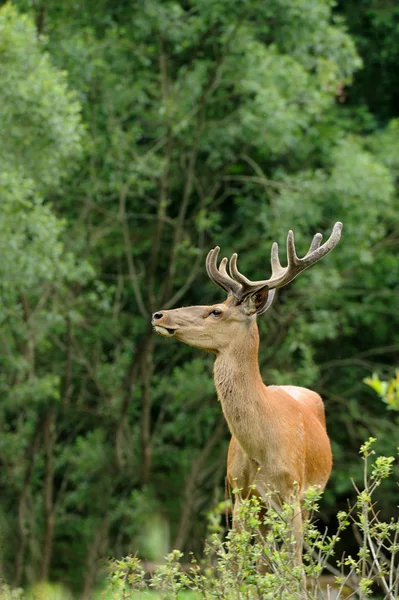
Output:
152,223,342,353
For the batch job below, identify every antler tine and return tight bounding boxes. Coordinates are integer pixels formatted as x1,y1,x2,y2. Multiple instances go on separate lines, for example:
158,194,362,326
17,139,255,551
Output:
229,254,252,287
286,230,297,266
229,253,270,299
219,256,242,295
218,256,229,275
306,232,323,256
299,221,342,268
206,222,342,299
263,221,343,289
206,247,241,296
270,242,283,275
206,247,227,292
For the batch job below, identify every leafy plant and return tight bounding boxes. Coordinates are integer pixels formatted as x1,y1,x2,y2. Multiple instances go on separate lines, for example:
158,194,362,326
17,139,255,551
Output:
106,439,399,599
364,372,399,412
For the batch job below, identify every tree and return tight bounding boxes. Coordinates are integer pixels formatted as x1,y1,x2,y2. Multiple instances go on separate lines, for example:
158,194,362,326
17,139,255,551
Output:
0,2,86,586
337,0,399,122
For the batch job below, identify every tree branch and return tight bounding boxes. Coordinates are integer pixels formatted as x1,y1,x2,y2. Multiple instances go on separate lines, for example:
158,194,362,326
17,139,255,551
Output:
118,186,148,319
221,174,301,191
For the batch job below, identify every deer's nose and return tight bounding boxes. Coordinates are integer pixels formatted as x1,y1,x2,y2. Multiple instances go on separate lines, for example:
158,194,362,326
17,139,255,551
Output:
152,312,164,324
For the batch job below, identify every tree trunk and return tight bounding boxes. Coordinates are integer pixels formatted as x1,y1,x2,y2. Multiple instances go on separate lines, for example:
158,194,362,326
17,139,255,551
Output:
173,418,225,550
140,333,153,484
79,516,109,600
13,423,40,586
115,358,138,469
39,411,56,580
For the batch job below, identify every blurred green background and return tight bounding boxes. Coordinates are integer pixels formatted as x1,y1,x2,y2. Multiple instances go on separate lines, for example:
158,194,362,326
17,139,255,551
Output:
0,0,398,597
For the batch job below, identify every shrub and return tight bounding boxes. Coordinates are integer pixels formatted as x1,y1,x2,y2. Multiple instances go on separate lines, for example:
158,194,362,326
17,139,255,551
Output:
106,439,399,599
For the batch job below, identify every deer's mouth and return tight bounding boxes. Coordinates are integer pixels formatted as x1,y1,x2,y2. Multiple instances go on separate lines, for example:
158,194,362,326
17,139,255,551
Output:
154,325,177,337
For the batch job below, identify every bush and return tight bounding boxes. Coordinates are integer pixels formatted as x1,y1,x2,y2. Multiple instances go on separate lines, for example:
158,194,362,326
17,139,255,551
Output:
106,439,399,600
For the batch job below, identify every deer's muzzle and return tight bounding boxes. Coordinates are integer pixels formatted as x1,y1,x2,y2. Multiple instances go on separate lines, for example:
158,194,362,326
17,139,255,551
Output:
152,312,177,337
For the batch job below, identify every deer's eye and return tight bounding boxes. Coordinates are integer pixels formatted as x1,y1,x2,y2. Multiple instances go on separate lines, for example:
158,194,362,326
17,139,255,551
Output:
209,309,222,317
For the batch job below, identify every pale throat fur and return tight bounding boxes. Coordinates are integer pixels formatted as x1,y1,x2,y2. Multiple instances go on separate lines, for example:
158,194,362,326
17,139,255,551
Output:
213,318,302,467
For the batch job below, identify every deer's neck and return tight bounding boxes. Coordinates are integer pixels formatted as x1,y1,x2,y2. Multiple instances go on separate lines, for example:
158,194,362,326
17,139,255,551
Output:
213,324,273,460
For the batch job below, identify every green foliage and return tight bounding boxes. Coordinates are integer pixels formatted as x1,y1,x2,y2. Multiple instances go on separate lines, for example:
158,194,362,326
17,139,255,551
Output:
338,0,399,121
0,3,87,306
0,582,24,599
0,3,83,191
364,372,399,412
106,442,399,599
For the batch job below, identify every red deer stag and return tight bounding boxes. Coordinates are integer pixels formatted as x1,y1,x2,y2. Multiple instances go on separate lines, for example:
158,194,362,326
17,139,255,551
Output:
152,222,342,561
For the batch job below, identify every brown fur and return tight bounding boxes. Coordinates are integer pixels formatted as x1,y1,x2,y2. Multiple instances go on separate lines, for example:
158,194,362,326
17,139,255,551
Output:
153,294,332,561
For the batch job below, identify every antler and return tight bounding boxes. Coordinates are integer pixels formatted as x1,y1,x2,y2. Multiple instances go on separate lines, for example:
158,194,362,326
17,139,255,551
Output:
206,222,343,301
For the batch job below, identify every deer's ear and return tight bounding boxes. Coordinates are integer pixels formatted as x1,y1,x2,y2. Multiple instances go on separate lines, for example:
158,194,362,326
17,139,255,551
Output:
243,286,275,316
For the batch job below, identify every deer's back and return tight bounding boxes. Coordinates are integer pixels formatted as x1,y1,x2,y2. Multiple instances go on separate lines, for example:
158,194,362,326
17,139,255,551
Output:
271,385,327,428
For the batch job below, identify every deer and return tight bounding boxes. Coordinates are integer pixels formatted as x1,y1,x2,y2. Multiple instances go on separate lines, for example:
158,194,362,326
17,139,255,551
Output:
152,222,342,562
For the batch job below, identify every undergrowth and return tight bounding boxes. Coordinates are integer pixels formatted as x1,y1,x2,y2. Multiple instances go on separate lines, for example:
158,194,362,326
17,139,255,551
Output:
106,439,399,600
0,440,398,599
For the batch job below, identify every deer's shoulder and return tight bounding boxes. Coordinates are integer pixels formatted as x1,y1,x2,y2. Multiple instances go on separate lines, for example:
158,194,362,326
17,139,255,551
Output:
269,385,326,427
